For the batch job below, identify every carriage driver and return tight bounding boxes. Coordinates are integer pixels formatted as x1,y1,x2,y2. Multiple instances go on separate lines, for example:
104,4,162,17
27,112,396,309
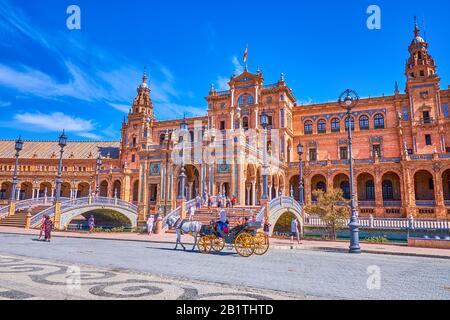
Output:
217,208,229,235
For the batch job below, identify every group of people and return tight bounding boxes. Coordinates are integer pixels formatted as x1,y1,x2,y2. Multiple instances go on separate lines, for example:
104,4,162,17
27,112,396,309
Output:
206,193,237,210
38,215,54,242
38,214,96,242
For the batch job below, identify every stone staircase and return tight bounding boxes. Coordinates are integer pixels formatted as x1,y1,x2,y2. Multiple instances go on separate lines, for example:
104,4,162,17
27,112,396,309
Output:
0,206,50,228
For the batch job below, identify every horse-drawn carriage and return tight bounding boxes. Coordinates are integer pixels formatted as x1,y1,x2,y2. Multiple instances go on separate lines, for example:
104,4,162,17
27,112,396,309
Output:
197,221,270,257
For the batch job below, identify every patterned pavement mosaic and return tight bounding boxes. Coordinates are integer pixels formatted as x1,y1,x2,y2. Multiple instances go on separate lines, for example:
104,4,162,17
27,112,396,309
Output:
0,254,315,300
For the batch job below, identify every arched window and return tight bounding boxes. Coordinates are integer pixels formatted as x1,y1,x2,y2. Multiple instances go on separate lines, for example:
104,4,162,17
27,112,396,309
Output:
345,117,355,131
316,181,326,192
331,118,340,132
304,121,313,134
365,181,375,200
374,114,385,129
382,180,394,200
317,119,326,134
340,181,350,199
238,94,254,106
359,116,369,130
242,116,249,130
189,131,195,142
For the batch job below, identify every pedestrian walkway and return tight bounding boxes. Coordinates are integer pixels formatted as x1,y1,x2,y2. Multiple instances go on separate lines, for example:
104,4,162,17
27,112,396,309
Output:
0,226,449,259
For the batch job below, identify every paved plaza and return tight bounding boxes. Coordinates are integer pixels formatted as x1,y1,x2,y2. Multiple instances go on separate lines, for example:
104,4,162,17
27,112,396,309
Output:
0,234,449,300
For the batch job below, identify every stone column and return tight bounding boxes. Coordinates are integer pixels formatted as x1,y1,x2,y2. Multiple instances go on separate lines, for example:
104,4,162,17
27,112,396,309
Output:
374,172,384,217
404,167,416,217
304,178,311,205
252,181,256,206
434,170,446,218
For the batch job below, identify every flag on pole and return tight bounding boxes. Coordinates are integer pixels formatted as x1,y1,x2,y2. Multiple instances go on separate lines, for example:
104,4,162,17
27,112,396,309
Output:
243,46,248,64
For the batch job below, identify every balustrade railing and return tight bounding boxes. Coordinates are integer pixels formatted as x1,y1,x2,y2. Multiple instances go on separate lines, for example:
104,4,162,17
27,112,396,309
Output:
30,196,137,228
305,216,450,230
256,206,266,222
161,199,196,231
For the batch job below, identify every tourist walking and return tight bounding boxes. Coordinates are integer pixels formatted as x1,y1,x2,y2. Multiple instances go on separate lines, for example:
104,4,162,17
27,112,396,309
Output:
43,215,53,242
226,197,231,208
195,195,201,210
146,215,155,236
231,195,236,208
88,215,95,234
38,215,46,241
263,218,271,236
290,218,301,245
207,195,212,210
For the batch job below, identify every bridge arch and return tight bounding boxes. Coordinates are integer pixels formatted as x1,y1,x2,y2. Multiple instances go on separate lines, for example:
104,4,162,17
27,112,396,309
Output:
60,205,137,230
266,197,303,236
30,197,138,230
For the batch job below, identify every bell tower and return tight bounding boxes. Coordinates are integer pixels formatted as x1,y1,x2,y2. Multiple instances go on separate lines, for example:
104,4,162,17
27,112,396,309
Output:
120,68,155,170
405,18,442,154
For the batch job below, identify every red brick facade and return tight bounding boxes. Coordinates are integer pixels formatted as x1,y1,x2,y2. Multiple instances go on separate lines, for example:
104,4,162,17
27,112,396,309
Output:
1,22,449,221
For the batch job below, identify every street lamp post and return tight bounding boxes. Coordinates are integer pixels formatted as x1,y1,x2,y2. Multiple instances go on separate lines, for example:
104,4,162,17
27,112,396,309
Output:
96,155,103,197
55,131,67,202
178,118,188,200
297,143,304,206
10,136,24,202
163,130,170,215
338,89,361,254
260,111,269,201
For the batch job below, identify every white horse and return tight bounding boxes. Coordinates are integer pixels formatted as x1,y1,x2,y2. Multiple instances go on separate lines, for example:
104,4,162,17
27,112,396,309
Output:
166,215,204,251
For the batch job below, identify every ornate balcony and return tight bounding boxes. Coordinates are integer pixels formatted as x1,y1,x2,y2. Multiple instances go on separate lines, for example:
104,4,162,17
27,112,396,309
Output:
416,200,436,207
358,201,375,208
383,200,402,208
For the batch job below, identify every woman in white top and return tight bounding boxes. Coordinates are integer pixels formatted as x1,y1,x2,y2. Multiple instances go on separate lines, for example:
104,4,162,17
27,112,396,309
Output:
147,215,155,236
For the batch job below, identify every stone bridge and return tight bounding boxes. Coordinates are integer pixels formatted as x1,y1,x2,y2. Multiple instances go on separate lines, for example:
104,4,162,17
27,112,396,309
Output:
30,197,138,230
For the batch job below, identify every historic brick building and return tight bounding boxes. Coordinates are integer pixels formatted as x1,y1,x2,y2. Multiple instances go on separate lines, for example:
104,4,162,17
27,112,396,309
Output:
1,21,449,222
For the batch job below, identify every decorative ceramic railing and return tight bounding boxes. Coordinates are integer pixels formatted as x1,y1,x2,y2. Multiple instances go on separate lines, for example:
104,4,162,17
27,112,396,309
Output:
256,206,266,222
305,216,450,230
161,199,196,231
269,196,302,216
30,197,138,228
0,197,60,220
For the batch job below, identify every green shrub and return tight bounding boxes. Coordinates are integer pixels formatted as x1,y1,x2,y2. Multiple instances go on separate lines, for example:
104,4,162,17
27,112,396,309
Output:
365,236,389,243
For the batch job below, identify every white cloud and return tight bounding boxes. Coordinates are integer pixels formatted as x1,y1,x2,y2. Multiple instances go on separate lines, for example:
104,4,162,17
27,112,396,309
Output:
215,76,229,91
0,0,206,124
12,112,101,140
76,132,102,140
0,62,108,101
0,100,11,107
0,0,51,49
109,103,130,113
155,103,206,120
232,56,244,74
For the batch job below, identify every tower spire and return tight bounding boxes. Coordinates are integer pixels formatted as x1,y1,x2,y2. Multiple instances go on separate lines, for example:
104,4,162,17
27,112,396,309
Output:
142,66,147,84
414,16,420,37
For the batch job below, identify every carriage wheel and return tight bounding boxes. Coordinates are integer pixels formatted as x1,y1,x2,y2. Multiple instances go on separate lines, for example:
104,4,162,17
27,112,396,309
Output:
211,235,225,252
234,233,255,258
253,232,270,256
198,236,212,254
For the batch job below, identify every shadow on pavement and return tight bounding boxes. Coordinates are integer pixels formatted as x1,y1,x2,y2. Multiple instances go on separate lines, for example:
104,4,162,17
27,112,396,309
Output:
147,246,237,256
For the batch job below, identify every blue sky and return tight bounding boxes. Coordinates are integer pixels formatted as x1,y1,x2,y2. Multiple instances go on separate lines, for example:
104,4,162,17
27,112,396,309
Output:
0,0,449,141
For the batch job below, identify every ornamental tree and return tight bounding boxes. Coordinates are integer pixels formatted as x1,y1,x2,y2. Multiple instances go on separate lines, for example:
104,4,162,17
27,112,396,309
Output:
304,189,350,240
